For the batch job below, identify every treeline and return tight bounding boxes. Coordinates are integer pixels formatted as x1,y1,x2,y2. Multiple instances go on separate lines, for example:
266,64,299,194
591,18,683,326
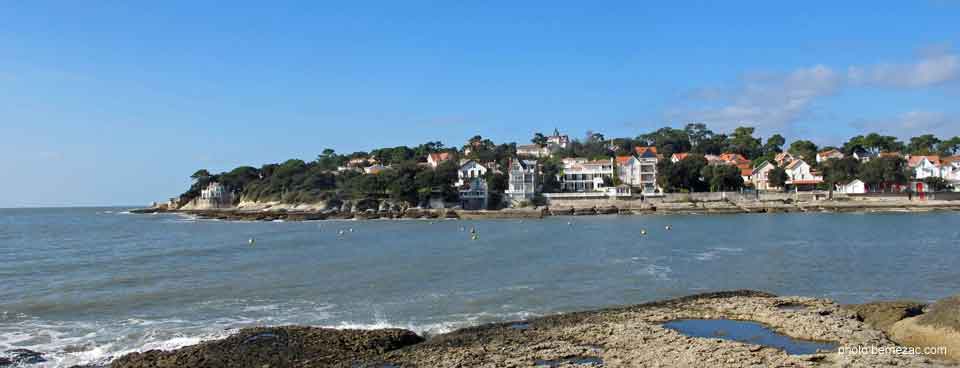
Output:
180,124,960,205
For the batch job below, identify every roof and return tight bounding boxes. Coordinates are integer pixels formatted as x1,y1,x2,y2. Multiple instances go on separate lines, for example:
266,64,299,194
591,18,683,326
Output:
719,153,749,164
878,152,902,158
908,155,941,167
671,153,689,161
634,146,658,158
428,152,452,163
615,155,635,165
740,167,753,177
752,160,774,174
774,152,794,162
785,159,806,170
943,156,960,165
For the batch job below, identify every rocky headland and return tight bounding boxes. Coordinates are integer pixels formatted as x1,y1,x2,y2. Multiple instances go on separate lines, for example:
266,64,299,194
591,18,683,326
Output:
132,196,960,222
92,290,958,368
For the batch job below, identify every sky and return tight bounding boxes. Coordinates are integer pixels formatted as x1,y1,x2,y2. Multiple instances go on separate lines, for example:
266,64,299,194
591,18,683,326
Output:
1,1,959,207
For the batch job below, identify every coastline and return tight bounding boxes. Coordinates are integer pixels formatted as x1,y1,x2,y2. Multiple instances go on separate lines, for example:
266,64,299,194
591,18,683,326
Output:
102,290,959,368
131,198,960,222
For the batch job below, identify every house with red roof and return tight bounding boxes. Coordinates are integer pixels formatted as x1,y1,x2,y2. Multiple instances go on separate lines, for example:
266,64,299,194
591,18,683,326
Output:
670,153,689,163
784,159,823,190
616,150,660,194
427,152,453,168
815,149,844,163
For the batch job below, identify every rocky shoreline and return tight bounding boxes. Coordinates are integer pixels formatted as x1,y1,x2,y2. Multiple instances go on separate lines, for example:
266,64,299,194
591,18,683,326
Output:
38,290,954,368
131,199,960,222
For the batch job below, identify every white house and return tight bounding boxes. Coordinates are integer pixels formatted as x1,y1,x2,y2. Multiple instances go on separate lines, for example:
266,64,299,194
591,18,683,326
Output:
516,144,550,158
944,156,960,190
560,158,615,192
196,182,233,208
751,161,779,191
784,159,823,188
908,155,943,180
835,179,866,194
455,160,488,186
456,160,489,210
617,146,659,193
816,149,844,163
506,157,538,204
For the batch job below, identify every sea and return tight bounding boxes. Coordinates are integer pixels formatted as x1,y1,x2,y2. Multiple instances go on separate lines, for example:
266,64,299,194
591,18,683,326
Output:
1,207,959,367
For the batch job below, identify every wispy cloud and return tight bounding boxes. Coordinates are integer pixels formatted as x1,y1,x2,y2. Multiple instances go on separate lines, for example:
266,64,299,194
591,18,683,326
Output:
666,65,841,134
667,45,959,136
851,111,959,140
848,49,959,88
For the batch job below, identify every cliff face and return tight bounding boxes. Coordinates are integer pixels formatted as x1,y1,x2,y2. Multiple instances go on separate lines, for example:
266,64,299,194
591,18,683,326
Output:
185,196,415,214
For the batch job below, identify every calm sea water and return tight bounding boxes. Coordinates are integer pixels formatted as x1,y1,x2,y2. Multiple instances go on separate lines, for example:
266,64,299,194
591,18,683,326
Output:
1,208,959,367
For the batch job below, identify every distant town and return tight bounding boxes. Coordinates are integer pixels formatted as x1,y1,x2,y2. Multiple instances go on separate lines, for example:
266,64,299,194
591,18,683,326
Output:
165,124,960,212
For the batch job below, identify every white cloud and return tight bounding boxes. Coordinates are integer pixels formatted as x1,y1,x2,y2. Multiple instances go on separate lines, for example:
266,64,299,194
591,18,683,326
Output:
848,53,959,88
666,64,841,134
667,45,959,136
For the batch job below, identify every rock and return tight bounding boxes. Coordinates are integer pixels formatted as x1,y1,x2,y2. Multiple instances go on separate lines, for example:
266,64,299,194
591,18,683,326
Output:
918,295,960,332
844,300,926,333
1,349,46,365
110,326,423,368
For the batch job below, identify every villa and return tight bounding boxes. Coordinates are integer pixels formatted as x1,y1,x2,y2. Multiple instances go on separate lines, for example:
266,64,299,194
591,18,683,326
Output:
784,159,823,190
196,182,233,208
617,146,659,193
456,160,489,210
560,157,615,192
506,157,538,204
751,161,779,191
546,129,570,149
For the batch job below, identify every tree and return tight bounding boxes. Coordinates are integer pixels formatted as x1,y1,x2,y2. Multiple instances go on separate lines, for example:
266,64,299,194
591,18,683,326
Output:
788,140,819,161
763,134,786,155
531,132,548,147
923,177,950,192
695,134,728,155
860,157,910,191
638,127,692,157
768,166,788,191
907,134,941,155
821,157,860,197
937,136,960,156
191,169,211,180
863,133,904,154
684,123,713,148
539,157,563,193
700,164,744,192
585,130,605,143
656,154,708,192
726,126,762,159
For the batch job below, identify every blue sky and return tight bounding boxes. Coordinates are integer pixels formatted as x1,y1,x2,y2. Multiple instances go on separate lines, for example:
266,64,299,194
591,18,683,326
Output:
1,1,959,207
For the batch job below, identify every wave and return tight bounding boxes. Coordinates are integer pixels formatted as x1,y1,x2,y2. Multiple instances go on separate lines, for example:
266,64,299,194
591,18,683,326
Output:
0,305,537,367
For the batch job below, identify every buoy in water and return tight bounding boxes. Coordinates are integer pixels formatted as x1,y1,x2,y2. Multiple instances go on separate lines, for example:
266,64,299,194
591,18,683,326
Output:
349,228,354,233
248,238,256,246
640,229,647,235
665,225,672,230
